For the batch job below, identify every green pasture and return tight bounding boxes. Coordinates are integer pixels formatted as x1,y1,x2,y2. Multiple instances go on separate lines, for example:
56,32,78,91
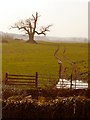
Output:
2,40,88,82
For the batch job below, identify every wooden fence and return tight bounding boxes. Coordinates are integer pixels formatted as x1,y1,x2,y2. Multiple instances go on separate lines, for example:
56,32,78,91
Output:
56,74,88,89
5,72,38,88
5,72,88,89
38,74,59,88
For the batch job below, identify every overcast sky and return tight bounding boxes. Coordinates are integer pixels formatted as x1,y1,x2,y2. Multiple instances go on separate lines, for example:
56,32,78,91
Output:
0,0,88,38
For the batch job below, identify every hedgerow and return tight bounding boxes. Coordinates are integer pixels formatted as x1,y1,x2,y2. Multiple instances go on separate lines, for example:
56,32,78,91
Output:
2,88,90,120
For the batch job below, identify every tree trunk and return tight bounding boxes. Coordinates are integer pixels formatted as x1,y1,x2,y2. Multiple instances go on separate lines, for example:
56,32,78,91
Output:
27,33,37,44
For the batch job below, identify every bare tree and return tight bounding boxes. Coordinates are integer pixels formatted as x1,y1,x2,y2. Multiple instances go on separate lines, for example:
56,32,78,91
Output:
11,12,52,43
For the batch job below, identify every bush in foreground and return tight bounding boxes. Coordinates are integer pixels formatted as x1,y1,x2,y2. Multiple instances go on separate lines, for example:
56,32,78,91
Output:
2,88,90,120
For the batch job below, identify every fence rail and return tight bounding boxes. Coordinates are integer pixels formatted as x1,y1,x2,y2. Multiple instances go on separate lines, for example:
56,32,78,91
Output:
5,72,38,88
38,74,59,88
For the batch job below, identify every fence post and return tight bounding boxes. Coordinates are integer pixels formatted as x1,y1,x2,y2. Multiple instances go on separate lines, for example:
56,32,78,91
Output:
88,74,90,89
5,73,8,84
59,63,63,79
36,72,38,88
70,74,72,89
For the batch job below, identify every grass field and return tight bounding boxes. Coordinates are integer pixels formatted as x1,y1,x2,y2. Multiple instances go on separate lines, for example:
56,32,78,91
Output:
2,40,88,82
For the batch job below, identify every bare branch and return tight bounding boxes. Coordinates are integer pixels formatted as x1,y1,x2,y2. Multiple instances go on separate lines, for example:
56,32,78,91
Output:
32,12,38,20
11,20,30,34
35,24,52,35
32,12,38,33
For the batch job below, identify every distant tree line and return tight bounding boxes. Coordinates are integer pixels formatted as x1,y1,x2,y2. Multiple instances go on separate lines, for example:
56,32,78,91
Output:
0,33,13,43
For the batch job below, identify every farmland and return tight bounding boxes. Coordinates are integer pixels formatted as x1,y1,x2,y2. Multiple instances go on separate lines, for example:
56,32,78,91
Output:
2,40,90,120
2,39,88,81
